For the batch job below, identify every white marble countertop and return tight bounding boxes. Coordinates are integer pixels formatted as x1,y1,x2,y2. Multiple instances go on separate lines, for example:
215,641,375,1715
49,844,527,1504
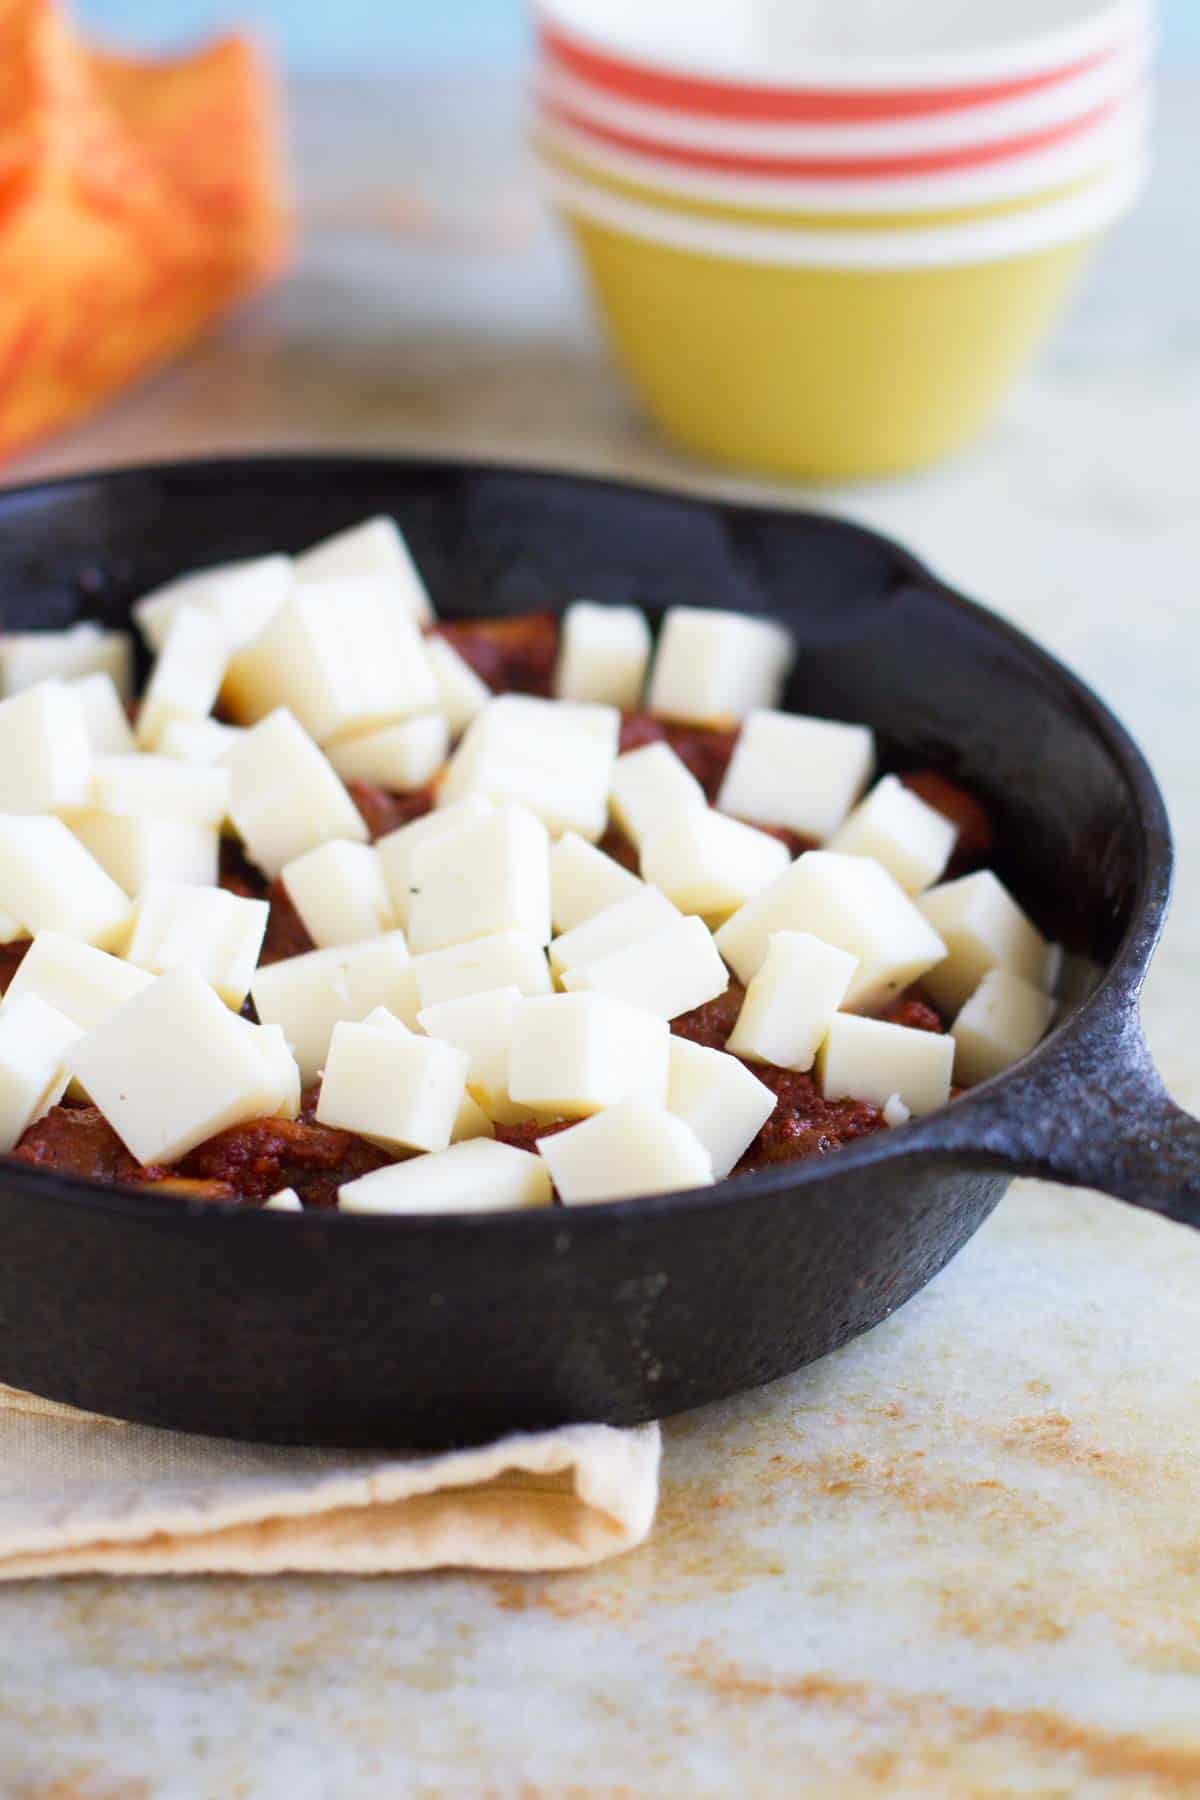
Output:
1,69,1198,1799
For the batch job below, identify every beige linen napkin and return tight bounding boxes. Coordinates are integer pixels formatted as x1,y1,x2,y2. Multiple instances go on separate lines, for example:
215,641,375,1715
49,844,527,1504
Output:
0,1384,659,1579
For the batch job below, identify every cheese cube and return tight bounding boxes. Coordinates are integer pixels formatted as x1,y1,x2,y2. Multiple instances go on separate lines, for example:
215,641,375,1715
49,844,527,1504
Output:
2,931,151,1031
508,992,669,1118
316,1015,468,1154
72,672,135,755
726,931,858,1070
0,910,25,944
295,516,434,625
715,851,947,1009
135,604,231,750
125,882,269,1009
411,930,552,1011
159,718,245,766
340,1138,551,1215
609,742,705,850
91,755,230,828
223,579,438,743
646,608,794,725
69,811,219,896
264,1187,303,1212
553,700,622,758
424,635,491,735
0,623,133,699
640,808,790,920
883,1092,912,1128
0,816,131,948
417,986,524,1124
539,1099,714,1204
247,1022,303,1120
0,993,84,1150
133,555,293,655
951,968,1055,1086
666,1037,776,1180
280,841,394,948
717,709,874,840
561,915,728,1020
452,1091,496,1142
222,709,367,879
327,714,449,790
438,696,614,841
549,831,642,933
0,681,91,814
375,796,495,927
828,774,956,894
250,932,414,1082
918,872,1049,1016
817,1013,954,1115
407,803,551,955
555,602,651,709
549,885,678,979
68,967,286,1165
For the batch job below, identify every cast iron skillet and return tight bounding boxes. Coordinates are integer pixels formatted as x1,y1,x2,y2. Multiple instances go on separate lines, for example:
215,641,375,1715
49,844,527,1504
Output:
0,455,1197,1449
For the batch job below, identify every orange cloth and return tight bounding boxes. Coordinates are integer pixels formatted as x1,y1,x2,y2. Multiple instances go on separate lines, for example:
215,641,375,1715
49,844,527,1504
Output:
0,0,290,461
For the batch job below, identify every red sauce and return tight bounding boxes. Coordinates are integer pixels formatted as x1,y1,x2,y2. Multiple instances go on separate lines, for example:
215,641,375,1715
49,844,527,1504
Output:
433,612,559,697
900,769,995,873
0,939,30,994
618,712,738,801
349,780,435,842
179,1113,391,1209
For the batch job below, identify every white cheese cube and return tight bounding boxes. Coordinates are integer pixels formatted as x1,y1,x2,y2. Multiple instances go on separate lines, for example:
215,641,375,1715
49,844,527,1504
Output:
0,993,83,1150
222,709,367,879
438,696,614,841
665,1037,776,1180
340,1138,551,1215
717,709,874,840
407,803,551,955
549,885,678,979
883,1092,912,1128
549,831,642,934
0,910,25,944
417,985,524,1124
561,915,728,1020
2,931,151,1031
71,672,135,755
411,930,552,1011
951,968,1055,1087
828,774,956,894
508,992,669,1118
451,1090,495,1142
0,623,133,699
726,931,858,1071
158,718,245,766
609,742,706,850
539,1099,713,1204
715,851,947,1010
133,555,293,655
647,608,794,726
247,1021,303,1120
0,681,91,814
69,811,219,896
326,713,449,791
817,1013,954,1115
249,931,414,1083
316,1015,468,1154
69,967,285,1164
555,602,651,709
553,700,622,758
280,841,394,948
295,516,434,625
640,808,790,920
125,881,269,1009
135,604,231,750
264,1187,303,1211
0,816,131,948
424,635,491,735
91,754,230,828
918,871,1048,1016
375,796,495,927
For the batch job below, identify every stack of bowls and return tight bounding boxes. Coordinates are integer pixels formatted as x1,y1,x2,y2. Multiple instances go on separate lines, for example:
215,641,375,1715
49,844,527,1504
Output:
532,0,1153,479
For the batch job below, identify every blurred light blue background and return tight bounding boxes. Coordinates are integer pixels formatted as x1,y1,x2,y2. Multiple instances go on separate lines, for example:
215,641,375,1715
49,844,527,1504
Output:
75,0,1198,66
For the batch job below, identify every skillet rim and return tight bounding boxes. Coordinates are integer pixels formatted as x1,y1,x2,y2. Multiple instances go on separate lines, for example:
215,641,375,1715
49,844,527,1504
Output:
0,451,1172,1231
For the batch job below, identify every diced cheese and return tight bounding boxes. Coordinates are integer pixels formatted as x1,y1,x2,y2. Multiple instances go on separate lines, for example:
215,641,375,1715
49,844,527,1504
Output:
2,931,151,1032
0,681,91,814
280,841,394,948
554,602,651,710
640,808,790,920
951,968,1055,1086
817,1013,954,1116
451,1090,495,1142
646,607,794,725
424,635,491,735
133,555,293,655
375,796,495,927
715,850,947,1009
417,985,525,1124
549,831,642,934
0,623,133,699
828,774,956,894
553,700,622,758
407,803,551,954
316,1014,468,1154
549,885,678,979
918,870,1048,1016
717,709,874,840
158,718,245,766
222,709,367,879
507,991,669,1118
437,696,614,841
726,931,858,1070
91,754,230,828
0,816,131,948
665,1037,777,1180
340,1138,551,1214
883,1092,911,1128
246,1021,303,1120
295,516,434,625
0,910,25,944
539,1099,714,1204
135,604,231,750
72,672,135,755
0,993,83,1151
327,713,449,790
560,914,728,1020
69,811,219,896
411,931,552,1011
264,1187,303,1212
249,932,414,1082
609,742,705,850
125,881,269,1009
